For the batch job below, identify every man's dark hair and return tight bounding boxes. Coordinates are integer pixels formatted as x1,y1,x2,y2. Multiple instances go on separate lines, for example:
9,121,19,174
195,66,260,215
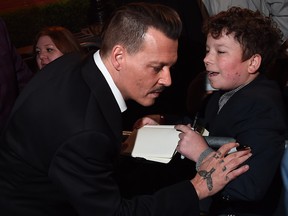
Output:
100,2,182,57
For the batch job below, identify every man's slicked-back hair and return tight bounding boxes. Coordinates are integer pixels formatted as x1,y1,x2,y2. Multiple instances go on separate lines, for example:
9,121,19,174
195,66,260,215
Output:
100,2,182,57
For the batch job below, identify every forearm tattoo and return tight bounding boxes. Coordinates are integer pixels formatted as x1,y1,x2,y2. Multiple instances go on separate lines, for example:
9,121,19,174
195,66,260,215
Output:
198,168,215,191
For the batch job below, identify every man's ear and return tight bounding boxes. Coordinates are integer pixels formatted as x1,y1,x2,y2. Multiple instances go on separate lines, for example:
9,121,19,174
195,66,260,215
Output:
248,54,261,73
111,45,124,71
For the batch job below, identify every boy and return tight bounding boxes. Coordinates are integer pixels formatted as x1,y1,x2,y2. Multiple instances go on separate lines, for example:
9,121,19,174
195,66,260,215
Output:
194,6,286,215
134,6,287,215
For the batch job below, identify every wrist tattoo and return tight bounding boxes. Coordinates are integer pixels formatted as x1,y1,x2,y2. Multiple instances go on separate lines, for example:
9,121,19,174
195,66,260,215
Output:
198,168,215,191
196,147,214,171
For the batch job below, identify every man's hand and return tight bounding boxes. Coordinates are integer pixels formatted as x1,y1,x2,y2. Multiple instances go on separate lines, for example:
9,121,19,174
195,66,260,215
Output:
133,114,163,129
175,124,209,162
190,142,251,200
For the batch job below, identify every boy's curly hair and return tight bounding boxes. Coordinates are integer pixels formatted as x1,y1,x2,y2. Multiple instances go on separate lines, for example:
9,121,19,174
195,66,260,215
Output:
203,7,283,73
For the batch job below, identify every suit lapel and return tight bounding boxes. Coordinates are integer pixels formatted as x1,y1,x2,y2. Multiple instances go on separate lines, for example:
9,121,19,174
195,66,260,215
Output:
81,55,123,142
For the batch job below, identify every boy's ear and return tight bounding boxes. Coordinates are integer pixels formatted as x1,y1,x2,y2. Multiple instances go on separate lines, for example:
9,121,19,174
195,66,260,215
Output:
111,45,124,71
248,54,261,73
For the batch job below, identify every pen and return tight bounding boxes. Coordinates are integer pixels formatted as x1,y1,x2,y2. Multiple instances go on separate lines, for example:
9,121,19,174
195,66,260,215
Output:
192,112,198,131
178,114,198,160
181,112,198,159
181,113,199,160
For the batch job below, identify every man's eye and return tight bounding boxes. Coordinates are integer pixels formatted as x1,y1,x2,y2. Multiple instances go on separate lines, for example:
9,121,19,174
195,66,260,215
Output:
47,48,54,53
218,50,225,54
153,67,163,73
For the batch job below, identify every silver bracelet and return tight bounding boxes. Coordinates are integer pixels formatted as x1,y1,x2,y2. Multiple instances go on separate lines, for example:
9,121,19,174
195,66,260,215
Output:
196,147,214,171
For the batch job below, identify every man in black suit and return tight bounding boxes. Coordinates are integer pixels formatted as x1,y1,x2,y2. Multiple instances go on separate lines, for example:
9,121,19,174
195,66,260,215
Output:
0,3,251,215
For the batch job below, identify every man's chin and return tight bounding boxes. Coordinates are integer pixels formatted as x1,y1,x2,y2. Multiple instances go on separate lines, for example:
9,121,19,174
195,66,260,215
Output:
137,99,156,107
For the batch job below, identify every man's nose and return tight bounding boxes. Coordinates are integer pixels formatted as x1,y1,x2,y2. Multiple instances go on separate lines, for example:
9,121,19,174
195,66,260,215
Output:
159,69,172,87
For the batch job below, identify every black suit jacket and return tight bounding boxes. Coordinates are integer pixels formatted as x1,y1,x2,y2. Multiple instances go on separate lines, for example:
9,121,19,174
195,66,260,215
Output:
0,53,199,216
202,75,287,215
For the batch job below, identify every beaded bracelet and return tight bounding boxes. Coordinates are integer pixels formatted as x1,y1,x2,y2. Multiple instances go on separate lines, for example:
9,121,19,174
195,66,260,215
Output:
196,147,214,171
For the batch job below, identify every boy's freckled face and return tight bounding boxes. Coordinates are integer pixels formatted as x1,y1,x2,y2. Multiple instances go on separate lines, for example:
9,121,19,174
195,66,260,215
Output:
204,32,252,91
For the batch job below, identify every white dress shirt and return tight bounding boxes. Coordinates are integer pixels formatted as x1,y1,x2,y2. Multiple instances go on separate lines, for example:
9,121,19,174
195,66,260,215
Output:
93,50,127,113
